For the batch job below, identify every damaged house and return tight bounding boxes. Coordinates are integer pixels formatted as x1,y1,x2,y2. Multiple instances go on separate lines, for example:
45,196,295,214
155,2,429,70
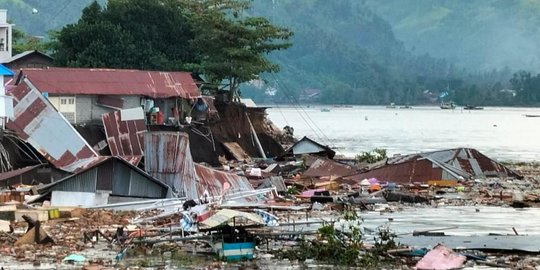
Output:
346,148,522,184
37,156,172,206
15,68,201,124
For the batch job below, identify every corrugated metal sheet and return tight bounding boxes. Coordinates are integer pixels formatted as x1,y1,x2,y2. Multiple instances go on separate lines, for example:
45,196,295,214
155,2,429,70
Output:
144,131,254,199
6,81,99,172
53,168,98,193
303,158,358,178
18,68,201,99
39,157,170,199
201,209,263,228
194,163,254,199
129,170,165,198
0,165,42,181
346,148,521,184
102,110,146,157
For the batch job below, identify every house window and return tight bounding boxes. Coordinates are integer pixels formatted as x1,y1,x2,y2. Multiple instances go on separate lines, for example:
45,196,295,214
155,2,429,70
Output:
60,98,67,105
68,98,75,105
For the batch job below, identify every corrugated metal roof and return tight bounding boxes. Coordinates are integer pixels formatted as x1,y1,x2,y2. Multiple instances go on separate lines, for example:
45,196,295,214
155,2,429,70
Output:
143,131,254,200
6,80,100,172
346,148,521,183
194,163,255,199
39,156,171,198
0,164,42,182
303,158,358,178
18,68,201,99
2,50,53,64
201,209,263,228
102,110,146,157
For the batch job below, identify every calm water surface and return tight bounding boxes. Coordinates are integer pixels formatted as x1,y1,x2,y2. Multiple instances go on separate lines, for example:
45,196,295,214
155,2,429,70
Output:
266,106,540,161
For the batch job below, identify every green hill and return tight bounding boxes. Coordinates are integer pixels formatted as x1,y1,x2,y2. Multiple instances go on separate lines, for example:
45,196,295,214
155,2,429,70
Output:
365,0,540,72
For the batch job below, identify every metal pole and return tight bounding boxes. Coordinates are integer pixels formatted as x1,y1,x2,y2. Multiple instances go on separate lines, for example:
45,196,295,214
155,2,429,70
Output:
245,112,267,159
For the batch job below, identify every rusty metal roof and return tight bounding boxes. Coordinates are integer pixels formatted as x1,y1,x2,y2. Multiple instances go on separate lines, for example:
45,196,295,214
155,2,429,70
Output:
18,68,201,99
38,156,171,198
0,164,42,182
345,148,521,183
194,163,255,199
6,81,100,172
303,158,358,178
143,131,253,200
102,110,146,158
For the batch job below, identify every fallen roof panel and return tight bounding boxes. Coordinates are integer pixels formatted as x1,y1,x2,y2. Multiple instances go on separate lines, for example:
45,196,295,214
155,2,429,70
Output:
102,109,146,157
144,131,254,200
6,80,99,172
303,158,358,178
201,209,263,228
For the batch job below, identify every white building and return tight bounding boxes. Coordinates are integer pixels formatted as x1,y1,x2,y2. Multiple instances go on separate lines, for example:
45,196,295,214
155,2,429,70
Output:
0,10,13,63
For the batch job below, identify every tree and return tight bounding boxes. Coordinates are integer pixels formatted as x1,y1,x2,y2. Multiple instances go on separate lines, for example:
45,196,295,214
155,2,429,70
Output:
12,28,51,55
185,0,293,101
51,0,292,102
53,0,196,70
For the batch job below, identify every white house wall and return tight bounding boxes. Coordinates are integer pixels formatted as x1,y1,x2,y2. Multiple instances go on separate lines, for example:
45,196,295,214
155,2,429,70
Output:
292,140,326,155
75,95,141,123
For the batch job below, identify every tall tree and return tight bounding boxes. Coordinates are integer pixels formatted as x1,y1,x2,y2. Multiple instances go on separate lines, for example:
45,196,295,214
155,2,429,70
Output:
51,0,292,102
185,0,292,101
53,0,196,70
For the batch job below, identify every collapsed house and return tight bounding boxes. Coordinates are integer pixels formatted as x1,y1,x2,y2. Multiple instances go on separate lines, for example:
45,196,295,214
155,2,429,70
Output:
144,131,254,200
37,156,172,206
0,66,272,204
281,136,335,159
345,148,522,184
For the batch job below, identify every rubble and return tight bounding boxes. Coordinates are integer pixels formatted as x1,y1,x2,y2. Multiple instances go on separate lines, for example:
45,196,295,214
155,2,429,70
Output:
0,63,538,267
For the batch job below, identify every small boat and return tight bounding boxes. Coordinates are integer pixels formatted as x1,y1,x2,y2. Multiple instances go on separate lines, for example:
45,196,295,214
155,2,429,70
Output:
440,102,456,110
399,105,412,109
386,103,396,109
524,114,540,118
463,105,484,110
320,108,331,112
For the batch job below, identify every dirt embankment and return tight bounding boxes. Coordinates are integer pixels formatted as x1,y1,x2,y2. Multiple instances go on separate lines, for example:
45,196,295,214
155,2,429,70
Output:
188,103,286,166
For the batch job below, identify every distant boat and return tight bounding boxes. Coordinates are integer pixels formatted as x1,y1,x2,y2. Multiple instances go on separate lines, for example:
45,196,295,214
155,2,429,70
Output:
399,105,412,109
333,105,353,108
320,108,331,112
440,102,456,110
464,105,484,110
386,103,396,109
524,114,540,118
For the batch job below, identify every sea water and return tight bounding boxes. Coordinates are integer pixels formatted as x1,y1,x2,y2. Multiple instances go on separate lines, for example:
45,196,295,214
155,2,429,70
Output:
267,106,540,162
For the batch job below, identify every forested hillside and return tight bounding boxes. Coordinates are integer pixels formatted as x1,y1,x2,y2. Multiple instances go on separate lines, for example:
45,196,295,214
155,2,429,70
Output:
1,0,538,105
244,0,457,105
365,0,540,72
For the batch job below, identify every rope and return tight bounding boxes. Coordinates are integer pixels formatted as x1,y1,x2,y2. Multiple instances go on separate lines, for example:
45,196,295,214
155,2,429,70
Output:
266,72,343,156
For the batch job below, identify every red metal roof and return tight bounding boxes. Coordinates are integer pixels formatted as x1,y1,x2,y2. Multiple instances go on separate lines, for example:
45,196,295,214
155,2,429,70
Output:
303,158,358,178
102,110,146,157
6,82,100,172
18,68,201,99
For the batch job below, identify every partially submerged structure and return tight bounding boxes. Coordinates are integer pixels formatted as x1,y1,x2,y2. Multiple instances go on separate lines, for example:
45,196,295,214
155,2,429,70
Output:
282,136,335,159
346,148,521,184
